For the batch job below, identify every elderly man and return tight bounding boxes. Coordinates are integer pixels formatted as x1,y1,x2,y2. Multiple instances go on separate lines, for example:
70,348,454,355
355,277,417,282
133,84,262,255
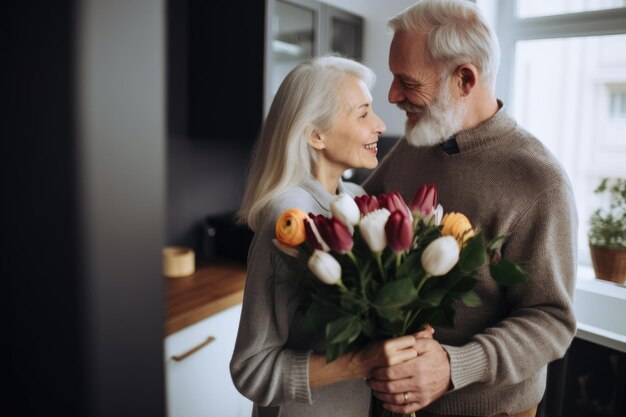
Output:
363,1,578,416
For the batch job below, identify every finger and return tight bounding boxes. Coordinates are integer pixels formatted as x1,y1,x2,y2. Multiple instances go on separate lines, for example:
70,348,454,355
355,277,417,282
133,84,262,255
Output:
385,334,420,352
367,374,413,392
387,348,417,366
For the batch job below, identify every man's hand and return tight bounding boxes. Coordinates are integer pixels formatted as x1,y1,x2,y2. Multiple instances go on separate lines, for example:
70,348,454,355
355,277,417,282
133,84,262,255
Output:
366,338,451,414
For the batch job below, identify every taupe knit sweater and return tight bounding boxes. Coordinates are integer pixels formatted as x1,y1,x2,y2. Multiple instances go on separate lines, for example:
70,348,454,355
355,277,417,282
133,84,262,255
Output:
230,179,371,417
362,104,578,416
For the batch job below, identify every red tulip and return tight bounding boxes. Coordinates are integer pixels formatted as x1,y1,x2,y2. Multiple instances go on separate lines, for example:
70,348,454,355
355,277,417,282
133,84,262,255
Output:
385,210,414,253
305,214,329,251
309,214,354,254
379,192,412,222
354,195,380,215
409,184,437,216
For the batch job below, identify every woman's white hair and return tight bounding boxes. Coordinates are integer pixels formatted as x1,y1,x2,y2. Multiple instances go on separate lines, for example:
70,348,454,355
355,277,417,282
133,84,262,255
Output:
388,0,500,89
238,55,375,231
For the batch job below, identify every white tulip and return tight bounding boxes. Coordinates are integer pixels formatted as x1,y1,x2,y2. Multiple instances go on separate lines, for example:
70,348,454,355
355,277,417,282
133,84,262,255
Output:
330,193,361,231
308,249,342,285
421,236,460,276
424,204,444,226
359,208,391,253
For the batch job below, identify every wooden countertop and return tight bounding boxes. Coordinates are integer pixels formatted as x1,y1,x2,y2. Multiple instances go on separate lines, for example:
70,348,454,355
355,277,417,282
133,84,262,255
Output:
165,259,247,336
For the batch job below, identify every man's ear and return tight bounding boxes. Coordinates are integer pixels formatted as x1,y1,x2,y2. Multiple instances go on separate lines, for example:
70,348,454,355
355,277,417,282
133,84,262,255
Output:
454,64,478,97
308,129,326,150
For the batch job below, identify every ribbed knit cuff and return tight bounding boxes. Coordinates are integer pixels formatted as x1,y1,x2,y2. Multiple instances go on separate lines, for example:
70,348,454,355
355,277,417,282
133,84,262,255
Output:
288,350,313,404
442,342,490,391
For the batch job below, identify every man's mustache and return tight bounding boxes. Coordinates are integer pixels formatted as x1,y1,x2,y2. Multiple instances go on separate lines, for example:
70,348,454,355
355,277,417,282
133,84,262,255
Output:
396,100,426,114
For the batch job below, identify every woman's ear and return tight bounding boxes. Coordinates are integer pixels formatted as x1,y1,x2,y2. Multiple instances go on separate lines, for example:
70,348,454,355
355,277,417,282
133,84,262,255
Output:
308,129,326,150
454,64,478,97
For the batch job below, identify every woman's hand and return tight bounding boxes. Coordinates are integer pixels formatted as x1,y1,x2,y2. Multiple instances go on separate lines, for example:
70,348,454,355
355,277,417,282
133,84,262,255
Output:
348,325,435,379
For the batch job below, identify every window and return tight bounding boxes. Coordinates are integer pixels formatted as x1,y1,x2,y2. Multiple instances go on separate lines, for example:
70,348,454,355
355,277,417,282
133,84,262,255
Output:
609,89,626,119
484,0,626,269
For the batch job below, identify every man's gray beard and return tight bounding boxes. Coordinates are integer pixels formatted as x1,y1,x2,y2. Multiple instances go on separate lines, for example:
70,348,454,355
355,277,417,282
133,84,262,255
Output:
400,84,467,148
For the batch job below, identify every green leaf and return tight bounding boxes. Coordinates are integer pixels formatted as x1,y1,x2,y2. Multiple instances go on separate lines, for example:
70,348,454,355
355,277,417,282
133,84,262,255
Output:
361,318,377,337
459,233,486,273
459,290,482,307
396,251,423,280
301,301,336,333
489,260,532,286
325,341,348,363
416,287,447,307
426,304,457,329
376,306,404,320
486,235,509,252
451,276,479,293
325,316,362,345
374,278,418,308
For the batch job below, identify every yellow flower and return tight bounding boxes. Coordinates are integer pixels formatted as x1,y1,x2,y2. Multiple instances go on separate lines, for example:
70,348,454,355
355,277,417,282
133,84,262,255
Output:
441,212,475,247
275,208,308,247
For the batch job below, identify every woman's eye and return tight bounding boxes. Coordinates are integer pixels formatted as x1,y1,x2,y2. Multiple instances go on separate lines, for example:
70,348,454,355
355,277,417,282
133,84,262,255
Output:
360,112,368,118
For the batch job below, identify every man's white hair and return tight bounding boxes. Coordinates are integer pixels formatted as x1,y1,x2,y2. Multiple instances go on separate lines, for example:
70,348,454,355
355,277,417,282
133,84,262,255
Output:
388,0,500,90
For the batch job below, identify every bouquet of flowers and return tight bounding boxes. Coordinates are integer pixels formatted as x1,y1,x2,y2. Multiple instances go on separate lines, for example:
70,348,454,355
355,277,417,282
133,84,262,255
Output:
273,184,530,415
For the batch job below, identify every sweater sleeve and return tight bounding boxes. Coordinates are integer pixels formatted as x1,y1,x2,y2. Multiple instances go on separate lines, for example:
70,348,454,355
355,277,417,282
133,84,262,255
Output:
229,213,313,406
443,181,578,389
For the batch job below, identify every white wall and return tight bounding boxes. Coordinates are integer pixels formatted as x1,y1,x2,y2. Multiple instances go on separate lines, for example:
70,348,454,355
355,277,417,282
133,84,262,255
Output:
324,0,419,136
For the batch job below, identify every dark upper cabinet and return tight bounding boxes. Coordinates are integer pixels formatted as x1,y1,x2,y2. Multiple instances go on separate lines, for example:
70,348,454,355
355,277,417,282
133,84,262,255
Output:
187,0,363,140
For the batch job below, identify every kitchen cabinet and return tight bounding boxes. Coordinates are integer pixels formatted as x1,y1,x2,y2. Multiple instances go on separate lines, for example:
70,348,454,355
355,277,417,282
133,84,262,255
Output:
165,303,252,417
187,0,363,140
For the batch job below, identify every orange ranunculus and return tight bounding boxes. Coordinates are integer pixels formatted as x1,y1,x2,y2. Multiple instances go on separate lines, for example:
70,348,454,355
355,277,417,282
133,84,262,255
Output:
275,208,308,247
440,212,475,246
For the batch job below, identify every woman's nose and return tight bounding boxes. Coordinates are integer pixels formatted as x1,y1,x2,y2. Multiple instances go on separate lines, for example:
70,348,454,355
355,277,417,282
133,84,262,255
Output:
374,113,386,135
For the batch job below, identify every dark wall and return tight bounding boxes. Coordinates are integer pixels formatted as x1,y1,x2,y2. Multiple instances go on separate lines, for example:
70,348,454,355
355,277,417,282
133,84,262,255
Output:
167,0,253,255
3,1,82,416
3,1,166,416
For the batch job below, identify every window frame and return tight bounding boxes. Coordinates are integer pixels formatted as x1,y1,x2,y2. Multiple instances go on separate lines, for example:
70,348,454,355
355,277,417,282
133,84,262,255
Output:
493,1,626,353
495,2,626,105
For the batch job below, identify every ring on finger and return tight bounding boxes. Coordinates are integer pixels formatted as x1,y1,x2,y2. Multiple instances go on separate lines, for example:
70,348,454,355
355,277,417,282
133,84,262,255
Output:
403,392,409,404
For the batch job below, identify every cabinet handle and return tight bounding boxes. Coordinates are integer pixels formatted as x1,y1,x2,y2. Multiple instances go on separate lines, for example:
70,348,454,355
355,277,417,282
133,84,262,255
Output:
171,336,216,362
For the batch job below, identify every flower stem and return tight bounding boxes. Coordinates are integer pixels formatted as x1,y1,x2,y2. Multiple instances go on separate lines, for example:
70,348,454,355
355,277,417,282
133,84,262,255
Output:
375,252,386,281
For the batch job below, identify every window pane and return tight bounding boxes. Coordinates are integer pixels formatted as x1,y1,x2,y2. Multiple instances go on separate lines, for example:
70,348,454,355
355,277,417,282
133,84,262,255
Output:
511,34,626,265
270,1,315,98
517,0,626,18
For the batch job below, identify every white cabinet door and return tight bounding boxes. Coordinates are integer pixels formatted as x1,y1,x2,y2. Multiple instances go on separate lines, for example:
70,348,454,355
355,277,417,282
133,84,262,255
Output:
165,304,253,417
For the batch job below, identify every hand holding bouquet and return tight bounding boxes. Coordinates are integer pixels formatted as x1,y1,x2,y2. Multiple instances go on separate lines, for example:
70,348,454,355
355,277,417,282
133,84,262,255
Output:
273,184,530,365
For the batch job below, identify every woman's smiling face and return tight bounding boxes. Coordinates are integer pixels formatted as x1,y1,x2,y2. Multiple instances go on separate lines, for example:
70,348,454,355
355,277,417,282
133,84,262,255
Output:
317,74,386,173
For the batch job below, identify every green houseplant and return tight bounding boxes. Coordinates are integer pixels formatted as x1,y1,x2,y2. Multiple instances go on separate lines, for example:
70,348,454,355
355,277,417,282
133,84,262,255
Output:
588,177,626,284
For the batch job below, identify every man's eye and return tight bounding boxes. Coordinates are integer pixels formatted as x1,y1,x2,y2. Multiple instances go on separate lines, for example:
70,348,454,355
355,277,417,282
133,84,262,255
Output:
360,112,368,118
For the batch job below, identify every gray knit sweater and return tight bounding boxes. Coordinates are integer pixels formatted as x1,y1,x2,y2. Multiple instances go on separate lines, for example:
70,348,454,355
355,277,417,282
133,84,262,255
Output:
230,178,370,417
362,103,578,416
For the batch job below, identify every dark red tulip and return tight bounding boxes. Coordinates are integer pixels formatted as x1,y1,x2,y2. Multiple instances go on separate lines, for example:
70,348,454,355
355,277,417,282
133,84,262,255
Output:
305,214,326,250
309,214,353,254
385,210,413,253
354,195,380,215
379,192,412,221
409,184,437,216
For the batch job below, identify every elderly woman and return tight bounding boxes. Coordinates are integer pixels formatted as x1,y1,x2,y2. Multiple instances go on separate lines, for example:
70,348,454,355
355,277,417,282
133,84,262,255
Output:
230,55,431,417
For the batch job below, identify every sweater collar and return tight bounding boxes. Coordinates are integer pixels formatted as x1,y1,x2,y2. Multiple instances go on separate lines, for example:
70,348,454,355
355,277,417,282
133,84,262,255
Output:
450,100,517,154
300,176,350,212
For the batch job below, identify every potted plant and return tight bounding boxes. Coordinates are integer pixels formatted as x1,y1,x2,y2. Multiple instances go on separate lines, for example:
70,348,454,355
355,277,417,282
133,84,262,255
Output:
588,177,626,284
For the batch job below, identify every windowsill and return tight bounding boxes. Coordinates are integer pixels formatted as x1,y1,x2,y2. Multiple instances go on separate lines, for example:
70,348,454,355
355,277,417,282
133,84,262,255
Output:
574,264,626,353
